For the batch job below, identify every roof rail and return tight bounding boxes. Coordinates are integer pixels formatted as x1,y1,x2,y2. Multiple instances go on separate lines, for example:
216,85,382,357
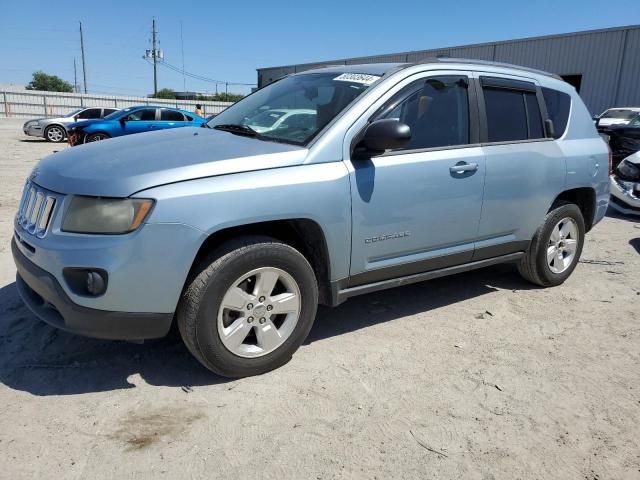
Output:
413,57,562,80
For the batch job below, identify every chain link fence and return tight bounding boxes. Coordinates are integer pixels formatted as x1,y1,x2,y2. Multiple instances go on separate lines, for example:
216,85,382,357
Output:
1,88,233,119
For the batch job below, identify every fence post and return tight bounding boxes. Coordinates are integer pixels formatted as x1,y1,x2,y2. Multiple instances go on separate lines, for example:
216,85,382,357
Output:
2,91,8,118
43,95,47,117
114,99,117,108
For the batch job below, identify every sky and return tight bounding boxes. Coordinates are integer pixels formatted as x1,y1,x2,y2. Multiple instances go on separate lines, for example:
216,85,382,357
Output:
0,0,638,97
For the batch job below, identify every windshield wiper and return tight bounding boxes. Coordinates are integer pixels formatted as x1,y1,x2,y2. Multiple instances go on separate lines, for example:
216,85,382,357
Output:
213,124,259,137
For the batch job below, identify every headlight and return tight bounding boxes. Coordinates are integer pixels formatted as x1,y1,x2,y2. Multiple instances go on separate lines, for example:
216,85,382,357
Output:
616,159,640,182
62,197,154,234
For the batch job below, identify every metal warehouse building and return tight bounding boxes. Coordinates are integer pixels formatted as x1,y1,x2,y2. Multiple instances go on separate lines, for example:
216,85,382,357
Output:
257,25,640,115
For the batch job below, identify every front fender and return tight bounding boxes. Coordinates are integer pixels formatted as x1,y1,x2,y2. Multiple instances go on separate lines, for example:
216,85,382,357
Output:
139,162,353,281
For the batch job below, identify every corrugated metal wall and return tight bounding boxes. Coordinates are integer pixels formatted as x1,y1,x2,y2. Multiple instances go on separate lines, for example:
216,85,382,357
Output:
0,89,233,119
257,25,640,114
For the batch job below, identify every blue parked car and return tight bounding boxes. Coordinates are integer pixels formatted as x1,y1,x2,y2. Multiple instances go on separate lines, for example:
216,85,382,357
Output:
66,105,205,145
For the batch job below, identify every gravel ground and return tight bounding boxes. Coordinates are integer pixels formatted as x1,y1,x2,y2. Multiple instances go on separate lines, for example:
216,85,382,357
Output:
0,118,639,479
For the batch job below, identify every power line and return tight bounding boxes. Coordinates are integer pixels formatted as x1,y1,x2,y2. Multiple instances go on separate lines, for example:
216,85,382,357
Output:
144,57,255,86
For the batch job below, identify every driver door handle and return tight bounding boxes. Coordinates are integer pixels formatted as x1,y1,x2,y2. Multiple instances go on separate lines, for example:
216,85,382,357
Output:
449,162,479,174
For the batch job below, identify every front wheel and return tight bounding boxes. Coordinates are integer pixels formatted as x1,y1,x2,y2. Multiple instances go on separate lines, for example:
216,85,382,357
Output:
44,125,66,143
518,203,585,287
177,236,318,377
85,132,110,143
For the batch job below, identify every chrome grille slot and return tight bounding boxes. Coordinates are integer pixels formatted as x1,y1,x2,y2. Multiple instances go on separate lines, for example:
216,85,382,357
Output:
16,181,57,238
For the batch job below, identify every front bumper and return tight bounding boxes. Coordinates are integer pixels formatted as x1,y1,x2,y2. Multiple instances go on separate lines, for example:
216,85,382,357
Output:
609,175,640,215
12,238,173,340
67,130,83,146
23,124,43,137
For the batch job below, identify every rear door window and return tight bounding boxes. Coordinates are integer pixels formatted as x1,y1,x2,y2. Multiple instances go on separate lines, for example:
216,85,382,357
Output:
542,88,571,138
482,81,545,142
483,88,528,142
160,109,186,121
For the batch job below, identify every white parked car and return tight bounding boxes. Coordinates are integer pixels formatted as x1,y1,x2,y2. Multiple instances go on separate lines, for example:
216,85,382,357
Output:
594,107,640,127
23,107,119,143
610,151,640,215
245,109,316,134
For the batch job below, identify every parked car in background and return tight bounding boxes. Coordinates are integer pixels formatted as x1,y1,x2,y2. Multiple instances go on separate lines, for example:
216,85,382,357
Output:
609,151,640,215
245,108,317,134
593,107,640,127
23,107,119,143
12,60,609,377
66,106,205,145
597,116,640,169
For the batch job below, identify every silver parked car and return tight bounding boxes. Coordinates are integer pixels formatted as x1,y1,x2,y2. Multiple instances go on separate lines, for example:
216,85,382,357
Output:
13,59,609,377
23,107,119,143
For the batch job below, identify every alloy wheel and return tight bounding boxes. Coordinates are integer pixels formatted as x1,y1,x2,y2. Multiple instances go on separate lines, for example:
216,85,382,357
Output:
546,217,579,274
47,126,64,142
217,267,301,358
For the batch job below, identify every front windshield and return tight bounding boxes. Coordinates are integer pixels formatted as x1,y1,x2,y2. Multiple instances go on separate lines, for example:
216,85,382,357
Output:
208,72,382,145
104,108,131,120
601,109,639,120
64,109,82,118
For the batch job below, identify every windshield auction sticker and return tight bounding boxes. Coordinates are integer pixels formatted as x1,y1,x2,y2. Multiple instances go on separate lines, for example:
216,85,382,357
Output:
333,73,381,85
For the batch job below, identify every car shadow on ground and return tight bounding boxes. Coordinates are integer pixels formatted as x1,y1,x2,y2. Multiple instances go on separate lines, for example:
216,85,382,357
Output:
19,139,48,143
0,263,535,396
606,207,640,223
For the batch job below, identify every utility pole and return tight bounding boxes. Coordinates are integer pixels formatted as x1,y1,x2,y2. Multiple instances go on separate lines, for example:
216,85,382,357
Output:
152,18,158,96
180,20,186,92
79,21,88,94
73,58,78,93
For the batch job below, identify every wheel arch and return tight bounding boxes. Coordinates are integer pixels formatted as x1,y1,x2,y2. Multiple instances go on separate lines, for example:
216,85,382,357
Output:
188,218,333,305
43,123,66,134
550,187,596,231
84,131,112,141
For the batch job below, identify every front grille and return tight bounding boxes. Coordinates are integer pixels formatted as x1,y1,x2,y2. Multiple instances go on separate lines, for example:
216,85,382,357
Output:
16,181,57,238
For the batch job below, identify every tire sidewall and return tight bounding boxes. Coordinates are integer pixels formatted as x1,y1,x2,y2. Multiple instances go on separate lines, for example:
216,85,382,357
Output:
535,204,585,286
194,243,318,376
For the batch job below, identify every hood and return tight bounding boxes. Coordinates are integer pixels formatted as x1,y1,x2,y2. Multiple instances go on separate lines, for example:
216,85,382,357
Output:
32,127,308,197
67,119,105,130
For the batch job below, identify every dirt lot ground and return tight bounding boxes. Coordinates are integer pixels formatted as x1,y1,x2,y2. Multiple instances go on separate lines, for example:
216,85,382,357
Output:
0,117,638,479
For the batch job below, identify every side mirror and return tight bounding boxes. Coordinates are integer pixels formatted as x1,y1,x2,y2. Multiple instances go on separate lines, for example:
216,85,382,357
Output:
119,117,127,124
74,115,79,121
357,119,411,156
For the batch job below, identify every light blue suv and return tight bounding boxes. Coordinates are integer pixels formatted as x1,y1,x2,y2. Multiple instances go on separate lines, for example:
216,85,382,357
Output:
12,59,610,377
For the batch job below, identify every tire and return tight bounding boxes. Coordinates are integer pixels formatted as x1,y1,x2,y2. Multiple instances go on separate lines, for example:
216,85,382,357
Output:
518,202,585,287
44,125,66,143
85,132,110,143
177,236,318,377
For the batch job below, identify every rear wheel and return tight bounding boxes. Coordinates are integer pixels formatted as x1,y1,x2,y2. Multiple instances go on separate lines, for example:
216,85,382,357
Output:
44,125,65,143
85,132,110,143
518,203,585,287
177,236,318,377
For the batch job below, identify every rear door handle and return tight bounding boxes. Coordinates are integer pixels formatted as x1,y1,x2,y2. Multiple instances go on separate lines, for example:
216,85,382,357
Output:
449,162,479,174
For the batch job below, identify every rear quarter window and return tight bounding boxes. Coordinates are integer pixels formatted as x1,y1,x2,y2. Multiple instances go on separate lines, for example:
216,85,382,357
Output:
542,87,571,139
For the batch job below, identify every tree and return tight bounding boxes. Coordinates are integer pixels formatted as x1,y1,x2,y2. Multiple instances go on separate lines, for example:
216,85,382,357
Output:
197,92,244,102
154,88,176,99
25,71,73,92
